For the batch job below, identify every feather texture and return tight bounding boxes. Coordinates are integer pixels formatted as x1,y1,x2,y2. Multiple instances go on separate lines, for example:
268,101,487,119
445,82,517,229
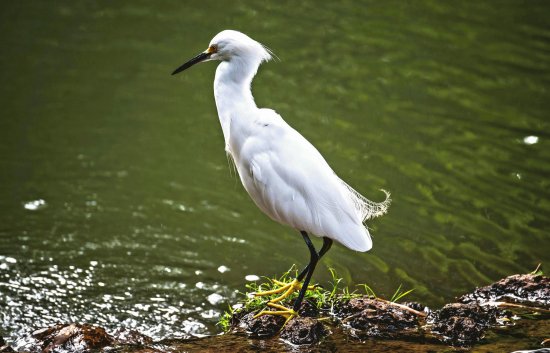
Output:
205,30,390,252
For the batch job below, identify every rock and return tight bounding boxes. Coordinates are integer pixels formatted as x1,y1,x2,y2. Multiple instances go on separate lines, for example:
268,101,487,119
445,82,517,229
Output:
334,296,421,339
231,299,326,342
9,273,547,351
30,323,114,352
238,312,286,338
22,324,156,352
296,299,320,318
280,317,327,345
427,302,504,346
459,274,550,307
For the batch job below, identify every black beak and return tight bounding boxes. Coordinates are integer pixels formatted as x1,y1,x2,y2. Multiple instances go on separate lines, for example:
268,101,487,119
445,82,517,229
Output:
171,51,210,75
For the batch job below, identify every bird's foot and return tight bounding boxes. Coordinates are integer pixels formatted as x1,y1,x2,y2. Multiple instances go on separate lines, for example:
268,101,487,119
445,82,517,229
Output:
254,278,315,303
253,302,298,326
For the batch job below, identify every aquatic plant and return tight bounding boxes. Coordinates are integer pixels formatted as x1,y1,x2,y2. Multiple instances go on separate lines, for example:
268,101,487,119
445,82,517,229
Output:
217,267,414,332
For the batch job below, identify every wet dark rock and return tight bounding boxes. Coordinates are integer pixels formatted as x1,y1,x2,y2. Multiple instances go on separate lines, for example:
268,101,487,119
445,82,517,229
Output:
227,274,549,347
297,299,320,317
0,336,15,352
30,323,114,352
238,312,286,338
112,328,153,346
234,300,320,338
459,274,550,307
334,296,421,339
21,324,155,352
428,302,503,346
280,317,327,345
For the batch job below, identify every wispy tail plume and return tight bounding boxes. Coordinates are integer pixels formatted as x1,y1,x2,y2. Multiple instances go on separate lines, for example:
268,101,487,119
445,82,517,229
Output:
343,182,391,222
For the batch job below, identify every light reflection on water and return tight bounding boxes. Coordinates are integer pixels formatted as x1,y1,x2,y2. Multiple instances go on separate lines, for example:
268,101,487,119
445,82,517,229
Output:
1,0,549,346
1,255,243,341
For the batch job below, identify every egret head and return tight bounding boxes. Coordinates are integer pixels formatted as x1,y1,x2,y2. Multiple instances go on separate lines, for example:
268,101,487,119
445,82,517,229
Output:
172,30,272,75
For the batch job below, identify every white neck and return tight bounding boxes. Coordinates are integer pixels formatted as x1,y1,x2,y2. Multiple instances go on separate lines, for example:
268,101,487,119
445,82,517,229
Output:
213,56,261,149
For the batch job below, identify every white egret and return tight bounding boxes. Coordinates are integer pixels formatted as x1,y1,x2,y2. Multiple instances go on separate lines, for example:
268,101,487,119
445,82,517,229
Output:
172,30,390,323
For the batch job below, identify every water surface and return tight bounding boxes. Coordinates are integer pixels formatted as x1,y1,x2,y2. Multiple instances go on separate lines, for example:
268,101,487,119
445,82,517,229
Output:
1,0,549,343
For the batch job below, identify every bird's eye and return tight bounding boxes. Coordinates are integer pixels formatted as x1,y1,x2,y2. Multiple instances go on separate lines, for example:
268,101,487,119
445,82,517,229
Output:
207,45,218,54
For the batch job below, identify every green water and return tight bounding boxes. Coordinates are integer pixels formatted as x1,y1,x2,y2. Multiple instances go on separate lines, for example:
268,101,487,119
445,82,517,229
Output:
1,0,549,343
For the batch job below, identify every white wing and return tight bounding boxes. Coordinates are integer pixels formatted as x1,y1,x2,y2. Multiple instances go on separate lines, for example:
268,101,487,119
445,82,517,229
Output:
229,109,390,252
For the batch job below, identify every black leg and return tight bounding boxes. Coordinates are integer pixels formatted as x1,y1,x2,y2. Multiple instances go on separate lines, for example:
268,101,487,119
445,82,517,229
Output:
292,231,321,312
296,236,333,281
318,237,333,258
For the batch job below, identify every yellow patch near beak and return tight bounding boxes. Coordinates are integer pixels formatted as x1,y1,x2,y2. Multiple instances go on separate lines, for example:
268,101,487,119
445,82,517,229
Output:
206,45,217,54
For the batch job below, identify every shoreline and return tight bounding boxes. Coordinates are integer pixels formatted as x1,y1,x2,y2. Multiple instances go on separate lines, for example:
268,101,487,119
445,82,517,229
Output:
3,272,548,352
